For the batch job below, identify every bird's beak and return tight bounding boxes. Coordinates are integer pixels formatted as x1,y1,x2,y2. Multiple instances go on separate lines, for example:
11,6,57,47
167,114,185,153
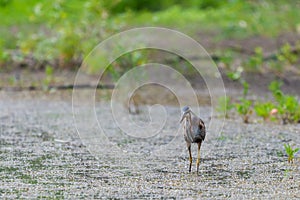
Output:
180,113,186,123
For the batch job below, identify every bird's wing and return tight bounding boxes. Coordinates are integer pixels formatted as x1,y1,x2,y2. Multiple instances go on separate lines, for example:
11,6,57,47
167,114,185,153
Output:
198,119,206,141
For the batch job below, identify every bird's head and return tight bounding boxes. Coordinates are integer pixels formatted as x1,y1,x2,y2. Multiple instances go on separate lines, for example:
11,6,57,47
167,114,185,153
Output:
180,106,191,123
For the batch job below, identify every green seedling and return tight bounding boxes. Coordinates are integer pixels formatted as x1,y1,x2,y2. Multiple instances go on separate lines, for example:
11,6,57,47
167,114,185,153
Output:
245,47,263,71
43,65,54,90
235,98,252,123
234,80,252,123
268,80,282,94
218,51,234,69
226,66,243,81
268,80,300,124
277,43,298,65
279,95,300,124
217,96,234,118
284,144,299,163
241,80,249,97
254,101,276,121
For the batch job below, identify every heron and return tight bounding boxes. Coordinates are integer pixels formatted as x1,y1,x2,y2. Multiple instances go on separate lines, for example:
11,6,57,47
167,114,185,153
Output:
180,106,206,174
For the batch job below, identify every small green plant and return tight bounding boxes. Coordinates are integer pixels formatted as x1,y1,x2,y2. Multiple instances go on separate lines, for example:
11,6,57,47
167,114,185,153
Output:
235,81,252,123
284,144,299,163
241,80,249,97
43,65,54,89
268,80,283,104
218,51,234,69
226,66,243,81
217,96,234,118
235,98,252,123
254,101,276,121
279,95,300,124
277,43,298,65
268,80,300,124
245,47,263,71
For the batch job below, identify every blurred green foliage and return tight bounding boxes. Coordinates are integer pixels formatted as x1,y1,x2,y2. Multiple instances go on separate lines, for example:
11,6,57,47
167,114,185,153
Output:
245,47,264,72
217,96,233,118
269,81,300,124
107,49,149,81
235,98,252,123
0,0,299,72
254,101,276,121
221,80,300,124
109,0,229,13
0,0,114,69
277,43,298,65
42,65,54,89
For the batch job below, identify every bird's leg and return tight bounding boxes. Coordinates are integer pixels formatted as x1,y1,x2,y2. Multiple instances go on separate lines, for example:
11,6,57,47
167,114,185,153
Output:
187,144,192,173
196,142,202,175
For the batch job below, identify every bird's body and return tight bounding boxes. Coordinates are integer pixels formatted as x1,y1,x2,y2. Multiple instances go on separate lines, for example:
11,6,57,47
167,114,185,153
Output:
180,106,206,174
183,115,205,144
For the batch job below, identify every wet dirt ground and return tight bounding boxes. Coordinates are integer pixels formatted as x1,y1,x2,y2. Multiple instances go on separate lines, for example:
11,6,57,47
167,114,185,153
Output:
0,89,299,199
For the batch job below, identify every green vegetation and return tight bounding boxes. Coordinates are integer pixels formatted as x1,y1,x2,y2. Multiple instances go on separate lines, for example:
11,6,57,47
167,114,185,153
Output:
254,101,276,122
226,66,243,81
2,1,300,126
269,81,300,124
43,65,54,89
106,49,149,81
1,0,300,73
244,47,264,72
235,98,252,123
217,96,233,118
0,0,115,69
218,80,300,125
218,51,234,69
118,1,300,39
284,144,299,163
277,43,299,65
234,81,252,123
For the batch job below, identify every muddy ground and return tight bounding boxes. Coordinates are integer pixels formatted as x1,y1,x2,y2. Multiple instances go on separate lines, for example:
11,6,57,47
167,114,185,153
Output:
1,32,300,199
0,87,299,199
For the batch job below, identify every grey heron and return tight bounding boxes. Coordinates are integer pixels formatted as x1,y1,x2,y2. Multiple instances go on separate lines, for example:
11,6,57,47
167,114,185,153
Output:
180,106,206,174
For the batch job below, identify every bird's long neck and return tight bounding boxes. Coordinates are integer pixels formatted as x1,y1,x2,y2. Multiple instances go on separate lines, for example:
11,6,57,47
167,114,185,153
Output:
186,112,191,124
189,113,193,131
185,113,193,139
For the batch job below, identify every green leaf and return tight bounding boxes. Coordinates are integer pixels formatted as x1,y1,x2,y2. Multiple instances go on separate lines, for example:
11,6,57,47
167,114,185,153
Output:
268,80,282,94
